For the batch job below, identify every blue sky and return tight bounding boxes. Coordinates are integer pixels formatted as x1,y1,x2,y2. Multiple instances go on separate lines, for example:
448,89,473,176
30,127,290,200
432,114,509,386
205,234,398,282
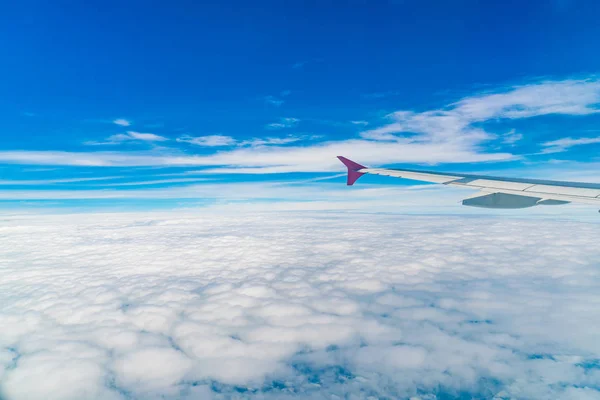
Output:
1,0,600,210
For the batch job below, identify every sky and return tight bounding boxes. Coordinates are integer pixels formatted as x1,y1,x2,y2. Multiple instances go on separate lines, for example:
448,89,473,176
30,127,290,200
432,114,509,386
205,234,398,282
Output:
3,3,600,400
0,0,600,212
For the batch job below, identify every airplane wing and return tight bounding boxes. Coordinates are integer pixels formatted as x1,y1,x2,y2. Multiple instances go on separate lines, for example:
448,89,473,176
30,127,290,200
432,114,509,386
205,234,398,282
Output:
337,156,600,210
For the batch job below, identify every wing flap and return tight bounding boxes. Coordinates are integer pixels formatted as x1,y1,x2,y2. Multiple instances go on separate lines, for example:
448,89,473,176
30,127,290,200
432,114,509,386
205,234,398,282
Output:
478,187,600,205
462,192,542,209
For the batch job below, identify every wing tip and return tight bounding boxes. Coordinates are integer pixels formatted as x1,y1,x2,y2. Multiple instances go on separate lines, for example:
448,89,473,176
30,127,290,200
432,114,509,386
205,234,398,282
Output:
337,156,366,185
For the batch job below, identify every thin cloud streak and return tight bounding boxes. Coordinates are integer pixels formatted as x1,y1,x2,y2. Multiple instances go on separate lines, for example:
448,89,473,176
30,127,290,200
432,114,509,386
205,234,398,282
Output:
176,135,236,147
540,136,600,154
92,178,212,187
266,117,300,130
86,131,168,145
0,139,515,170
113,118,131,127
0,176,125,185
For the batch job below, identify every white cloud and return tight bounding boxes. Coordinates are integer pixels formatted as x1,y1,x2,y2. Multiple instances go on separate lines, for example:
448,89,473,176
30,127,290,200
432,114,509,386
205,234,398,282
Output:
264,96,284,107
113,119,131,127
0,211,599,399
0,180,455,204
263,92,290,107
238,136,302,147
350,120,369,126
125,131,168,142
93,178,211,187
362,91,401,99
502,129,523,145
266,118,300,130
0,138,515,171
541,136,600,154
0,176,125,185
86,131,168,145
3,78,600,172
177,135,236,147
453,79,600,120
360,78,600,145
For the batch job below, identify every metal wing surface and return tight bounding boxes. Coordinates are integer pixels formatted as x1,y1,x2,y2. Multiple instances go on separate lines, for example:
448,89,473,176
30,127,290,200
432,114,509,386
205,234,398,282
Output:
338,156,600,210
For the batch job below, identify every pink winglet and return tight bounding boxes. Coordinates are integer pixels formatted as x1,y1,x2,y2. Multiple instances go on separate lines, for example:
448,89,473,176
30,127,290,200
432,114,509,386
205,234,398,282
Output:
337,156,367,185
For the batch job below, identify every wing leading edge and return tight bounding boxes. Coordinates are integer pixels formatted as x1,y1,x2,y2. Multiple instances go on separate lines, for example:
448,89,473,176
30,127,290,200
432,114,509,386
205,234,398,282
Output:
337,156,600,210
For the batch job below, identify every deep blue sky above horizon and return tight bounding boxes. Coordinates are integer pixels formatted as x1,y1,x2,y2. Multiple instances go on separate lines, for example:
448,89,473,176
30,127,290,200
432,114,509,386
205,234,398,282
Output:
1,0,600,210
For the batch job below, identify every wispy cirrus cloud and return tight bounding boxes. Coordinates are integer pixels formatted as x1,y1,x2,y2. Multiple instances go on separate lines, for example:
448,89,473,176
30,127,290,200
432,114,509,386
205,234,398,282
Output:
0,176,125,185
264,96,284,107
360,78,600,148
0,140,513,171
238,136,303,147
362,90,401,99
540,135,600,154
502,129,523,145
123,131,168,141
86,131,168,145
113,118,131,126
2,78,599,173
266,117,300,129
453,79,600,120
264,91,291,107
176,134,303,148
176,135,236,147
92,178,211,186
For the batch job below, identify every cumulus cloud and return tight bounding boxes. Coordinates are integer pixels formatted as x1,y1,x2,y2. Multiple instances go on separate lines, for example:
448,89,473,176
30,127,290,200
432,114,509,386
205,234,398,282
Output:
177,135,237,147
0,212,599,400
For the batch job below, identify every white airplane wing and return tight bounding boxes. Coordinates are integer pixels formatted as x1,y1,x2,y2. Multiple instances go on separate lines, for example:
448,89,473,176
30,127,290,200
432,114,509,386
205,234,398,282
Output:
338,156,600,210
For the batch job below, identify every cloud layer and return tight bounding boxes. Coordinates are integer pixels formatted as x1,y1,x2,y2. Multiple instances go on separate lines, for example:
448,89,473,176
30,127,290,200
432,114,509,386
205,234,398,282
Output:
1,212,599,399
